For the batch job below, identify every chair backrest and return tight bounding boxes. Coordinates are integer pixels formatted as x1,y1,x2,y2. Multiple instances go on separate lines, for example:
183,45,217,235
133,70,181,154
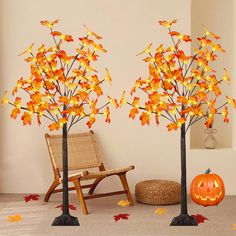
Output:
45,131,103,171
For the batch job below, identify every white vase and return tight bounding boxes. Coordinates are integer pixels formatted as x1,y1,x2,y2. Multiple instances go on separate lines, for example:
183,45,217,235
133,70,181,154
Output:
204,128,217,149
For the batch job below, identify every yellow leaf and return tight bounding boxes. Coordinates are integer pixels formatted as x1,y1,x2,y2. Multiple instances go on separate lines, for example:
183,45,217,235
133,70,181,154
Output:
155,208,167,215
18,43,34,56
136,43,152,56
104,68,112,84
223,68,230,81
159,19,177,28
119,91,127,107
117,200,130,207
7,214,23,222
1,91,9,105
107,96,119,109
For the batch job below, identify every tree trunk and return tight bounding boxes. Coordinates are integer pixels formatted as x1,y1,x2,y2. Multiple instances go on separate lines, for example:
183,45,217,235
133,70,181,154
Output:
51,122,80,226
170,123,197,226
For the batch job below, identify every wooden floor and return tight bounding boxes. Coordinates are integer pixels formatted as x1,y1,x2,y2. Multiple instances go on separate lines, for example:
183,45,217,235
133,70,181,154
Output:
0,193,236,236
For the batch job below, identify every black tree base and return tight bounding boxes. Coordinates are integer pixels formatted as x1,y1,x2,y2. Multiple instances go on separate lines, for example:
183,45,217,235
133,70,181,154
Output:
170,214,198,226
52,214,80,226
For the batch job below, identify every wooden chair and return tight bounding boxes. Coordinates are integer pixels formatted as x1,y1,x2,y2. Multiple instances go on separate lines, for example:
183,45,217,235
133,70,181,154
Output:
44,130,134,214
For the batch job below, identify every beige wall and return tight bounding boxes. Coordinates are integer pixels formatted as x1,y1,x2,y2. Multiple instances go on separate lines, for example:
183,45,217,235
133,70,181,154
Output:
1,0,235,196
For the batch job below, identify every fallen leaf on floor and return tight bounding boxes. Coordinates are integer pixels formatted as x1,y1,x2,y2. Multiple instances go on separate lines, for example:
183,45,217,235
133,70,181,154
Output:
113,213,130,222
117,200,130,207
191,214,208,224
24,194,40,202
232,224,236,230
56,204,77,211
155,208,167,215
7,214,23,222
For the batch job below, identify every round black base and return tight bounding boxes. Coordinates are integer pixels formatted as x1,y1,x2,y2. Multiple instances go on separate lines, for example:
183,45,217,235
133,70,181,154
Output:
52,214,80,226
170,214,198,226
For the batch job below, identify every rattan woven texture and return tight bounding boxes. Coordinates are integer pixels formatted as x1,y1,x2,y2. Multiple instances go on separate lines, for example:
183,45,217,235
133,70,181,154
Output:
47,132,102,171
135,180,181,205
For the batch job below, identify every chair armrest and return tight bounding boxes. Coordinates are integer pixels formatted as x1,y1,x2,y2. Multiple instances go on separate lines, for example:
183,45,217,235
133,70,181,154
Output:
68,171,89,181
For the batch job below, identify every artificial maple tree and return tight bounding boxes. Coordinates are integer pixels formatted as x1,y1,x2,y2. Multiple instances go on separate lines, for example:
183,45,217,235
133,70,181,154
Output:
121,19,236,226
1,19,118,226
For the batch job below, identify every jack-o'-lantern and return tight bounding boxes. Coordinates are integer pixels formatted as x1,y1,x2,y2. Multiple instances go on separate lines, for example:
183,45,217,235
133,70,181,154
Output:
190,168,225,206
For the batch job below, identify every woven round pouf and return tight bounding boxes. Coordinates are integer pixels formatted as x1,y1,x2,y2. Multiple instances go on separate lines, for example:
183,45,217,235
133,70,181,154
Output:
135,180,181,205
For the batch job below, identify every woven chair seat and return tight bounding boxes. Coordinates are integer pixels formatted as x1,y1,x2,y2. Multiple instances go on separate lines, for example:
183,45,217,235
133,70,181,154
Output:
135,180,181,205
64,165,135,181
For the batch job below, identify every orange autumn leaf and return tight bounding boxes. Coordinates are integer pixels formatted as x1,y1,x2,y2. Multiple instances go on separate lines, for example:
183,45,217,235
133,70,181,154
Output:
223,68,230,81
1,91,9,105
93,43,107,53
10,97,21,119
64,35,73,42
51,31,73,42
86,115,96,128
177,118,186,126
18,43,34,56
117,200,130,207
21,112,32,125
107,96,119,108
40,19,59,28
58,96,70,105
167,122,179,131
11,108,20,119
120,91,127,107
48,122,60,131
83,24,103,40
139,112,150,125
177,96,188,104
7,214,23,223
205,116,214,128
155,208,167,215
169,31,180,37
159,19,177,28
104,107,111,123
48,118,67,131
163,81,173,90
222,106,229,123
226,96,236,108
12,77,26,95
210,41,225,53
104,68,112,84
129,108,138,119
155,114,160,126
132,97,140,108
79,37,94,46
203,26,221,40
136,43,152,56
182,35,192,42
130,78,145,95
30,92,42,103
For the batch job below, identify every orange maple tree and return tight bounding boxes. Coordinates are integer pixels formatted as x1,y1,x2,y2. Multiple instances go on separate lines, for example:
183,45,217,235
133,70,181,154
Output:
121,19,235,130
121,19,236,226
1,19,118,226
1,19,118,131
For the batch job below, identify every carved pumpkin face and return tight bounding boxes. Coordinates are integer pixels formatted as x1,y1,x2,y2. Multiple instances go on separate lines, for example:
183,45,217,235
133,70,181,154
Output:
190,171,225,206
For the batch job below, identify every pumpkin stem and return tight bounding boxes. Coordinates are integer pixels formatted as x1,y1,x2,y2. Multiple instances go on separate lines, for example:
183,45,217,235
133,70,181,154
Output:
205,168,211,174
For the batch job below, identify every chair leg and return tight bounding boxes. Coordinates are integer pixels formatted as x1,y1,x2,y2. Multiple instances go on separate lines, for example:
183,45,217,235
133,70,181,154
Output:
119,174,134,206
44,181,59,202
88,177,106,195
73,180,89,215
